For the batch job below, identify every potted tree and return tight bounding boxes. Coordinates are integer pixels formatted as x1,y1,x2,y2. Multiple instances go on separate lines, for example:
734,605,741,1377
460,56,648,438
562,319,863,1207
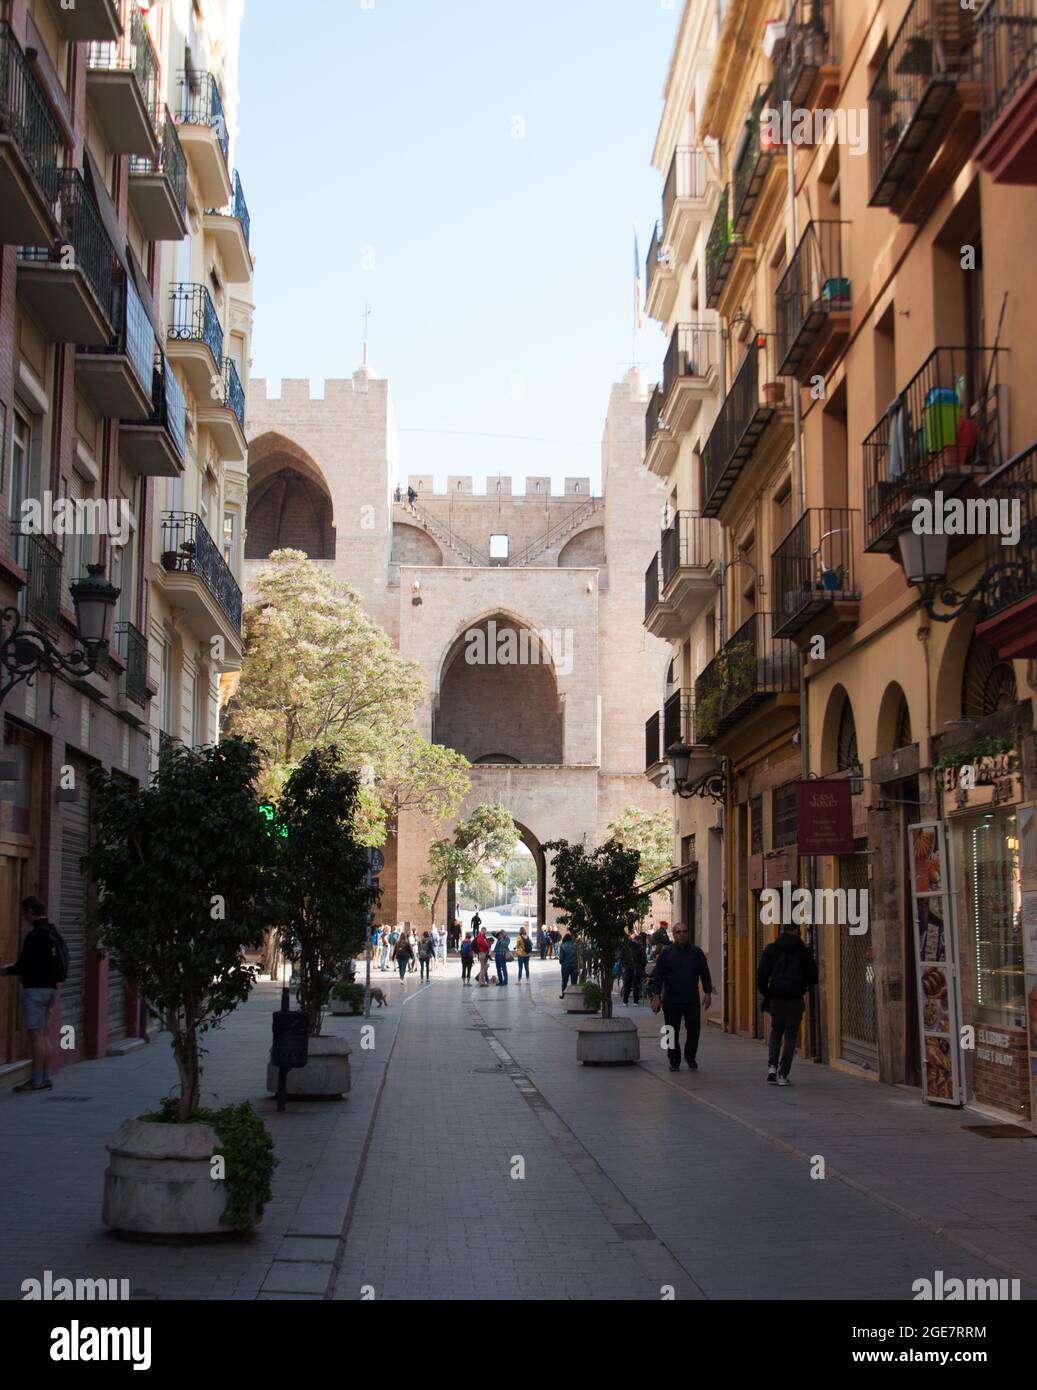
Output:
544,838,651,1065
86,738,279,1238
267,745,376,1099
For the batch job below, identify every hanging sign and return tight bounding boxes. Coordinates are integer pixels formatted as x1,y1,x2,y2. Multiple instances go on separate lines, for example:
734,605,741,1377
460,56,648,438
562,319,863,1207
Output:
795,778,854,855
908,821,965,1107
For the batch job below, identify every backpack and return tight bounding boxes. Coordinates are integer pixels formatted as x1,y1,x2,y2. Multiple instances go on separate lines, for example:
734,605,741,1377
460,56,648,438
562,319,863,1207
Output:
768,942,807,999
45,923,69,984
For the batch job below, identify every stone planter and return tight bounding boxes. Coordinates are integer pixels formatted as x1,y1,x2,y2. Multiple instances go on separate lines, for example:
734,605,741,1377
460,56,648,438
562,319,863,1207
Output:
575,1016,640,1066
563,985,596,1014
330,998,361,1016
102,1118,234,1237
266,1034,351,1099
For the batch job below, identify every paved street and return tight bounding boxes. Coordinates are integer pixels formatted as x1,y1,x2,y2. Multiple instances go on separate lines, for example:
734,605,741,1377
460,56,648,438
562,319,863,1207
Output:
3,957,1037,1301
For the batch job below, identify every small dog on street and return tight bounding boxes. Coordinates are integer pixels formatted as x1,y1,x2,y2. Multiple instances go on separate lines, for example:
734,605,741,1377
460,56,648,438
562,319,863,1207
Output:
369,986,388,1008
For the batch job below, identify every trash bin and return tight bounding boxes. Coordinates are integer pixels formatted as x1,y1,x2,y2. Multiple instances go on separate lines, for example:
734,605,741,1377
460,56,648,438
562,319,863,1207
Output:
270,1010,309,1071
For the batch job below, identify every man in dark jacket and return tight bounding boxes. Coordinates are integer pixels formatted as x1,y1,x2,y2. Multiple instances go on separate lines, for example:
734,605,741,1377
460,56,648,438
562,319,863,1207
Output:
2,897,61,1092
758,926,818,1086
649,924,712,1071
621,932,648,1005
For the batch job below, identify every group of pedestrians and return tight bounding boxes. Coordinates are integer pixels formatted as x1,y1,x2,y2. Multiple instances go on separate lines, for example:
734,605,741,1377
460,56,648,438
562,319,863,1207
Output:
458,915,535,986
371,923,449,981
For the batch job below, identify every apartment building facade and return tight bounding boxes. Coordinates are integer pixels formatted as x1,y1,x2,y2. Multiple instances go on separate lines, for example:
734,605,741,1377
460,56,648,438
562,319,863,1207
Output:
646,0,1037,1124
0,0,251,1086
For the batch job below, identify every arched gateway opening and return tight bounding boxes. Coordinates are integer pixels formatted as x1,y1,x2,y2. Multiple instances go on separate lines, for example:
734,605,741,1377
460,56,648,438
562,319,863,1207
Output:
446,820,547,939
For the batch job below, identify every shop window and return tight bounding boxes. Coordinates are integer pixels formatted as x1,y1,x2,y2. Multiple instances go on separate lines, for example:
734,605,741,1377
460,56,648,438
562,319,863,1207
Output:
963,810,1023,1029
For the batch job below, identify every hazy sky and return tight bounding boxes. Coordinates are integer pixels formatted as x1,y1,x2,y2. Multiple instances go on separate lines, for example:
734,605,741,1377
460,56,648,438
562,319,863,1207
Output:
237,0,681,492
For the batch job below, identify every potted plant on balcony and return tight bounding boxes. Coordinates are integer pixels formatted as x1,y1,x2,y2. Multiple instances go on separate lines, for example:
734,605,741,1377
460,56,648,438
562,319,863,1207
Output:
161,549,181,571
86,738,280,1238
898,21,933,76
873,84,898,116
544,838,651,1065
801,0,828,65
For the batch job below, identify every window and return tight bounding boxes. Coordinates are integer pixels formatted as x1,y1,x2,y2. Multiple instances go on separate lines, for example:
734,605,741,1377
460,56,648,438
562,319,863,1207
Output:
11,413,31,533
773,783,797,848
774,482,792,545
489,534,509,562
65,471,95,604
223,510,236,567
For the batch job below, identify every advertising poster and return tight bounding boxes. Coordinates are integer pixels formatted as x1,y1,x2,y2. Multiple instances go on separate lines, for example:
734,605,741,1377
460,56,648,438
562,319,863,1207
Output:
909,821,964,1106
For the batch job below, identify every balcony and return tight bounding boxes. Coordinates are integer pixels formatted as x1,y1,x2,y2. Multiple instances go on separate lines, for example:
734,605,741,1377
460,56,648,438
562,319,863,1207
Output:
13,528,62,636
166,282,223,399
0,23,62,247
975,439,1037,657
75,274,155,420
702,335,792,520
645,513,722,641
705,186,750,312
175,70,232,207
863,346,1004,552
644,324,720,476
129,111,188,241
775,220,851,381
86,0,159,157
115,621,150,708
119,352,186,477
196,356,247,463
53,0,120,41
772,507,861,647
694,613,799,745
159,512,242,652
976,0,1037,183
17,170,114,346
732,85,782,238
204,170,252,282
868,0,981,218
663,689,694,754
644,553,661,624
645,222,673,322
773,0,839,110
645,711,662,775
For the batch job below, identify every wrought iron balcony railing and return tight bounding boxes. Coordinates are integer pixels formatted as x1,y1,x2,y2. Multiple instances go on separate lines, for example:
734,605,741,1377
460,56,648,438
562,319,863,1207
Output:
732,84,778,235
868,0,981,207
661,511,721,589
137,350,186,456
662,146,709,232
14,527,63,634
979,0,1037,135
206,168,251,247
663,689,694,752
775,220,850,377
645,711,661,771
176,69,228,161
702,334,788,516
115,620,149,706
19,169,116,321
661,323,719,399
772,507,860,638
130,108,188,214
863,346,1004,550
220,356,245,430
694,613,799,742
86,0,158,111
645,553,661,621
79,271,154,397
773,0,837,109
161,511,242,633
167,281,223,367
645,384,665,456
978,438,1037,623
705,186,739,307
0,21,61,213
645,220,665,306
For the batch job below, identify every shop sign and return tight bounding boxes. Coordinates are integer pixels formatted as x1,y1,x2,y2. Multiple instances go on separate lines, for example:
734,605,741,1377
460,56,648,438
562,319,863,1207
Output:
976,1029,1014,1067
944,749,1021,813
909,821,965,1106
795,779,854,855
765,847,798,888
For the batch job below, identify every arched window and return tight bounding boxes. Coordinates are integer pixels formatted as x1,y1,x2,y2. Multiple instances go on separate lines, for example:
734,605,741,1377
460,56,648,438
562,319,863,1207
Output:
962,632,1017,719
837,698,859,772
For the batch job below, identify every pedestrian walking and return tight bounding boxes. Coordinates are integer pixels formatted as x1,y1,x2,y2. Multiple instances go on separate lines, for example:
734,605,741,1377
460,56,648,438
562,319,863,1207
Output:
381,925,398,971
758,925,818,1086
407,485,417,506
394,484,402,502
515,926,532,981
621,931,647,1005
494,929,511,986
558,932,578,997
473,924,492,986
418,931,435,981
429,924,441,972
537,924,548,960
393,931,414,981
548,927,561,960
2,897,67,1093
460,931,475,985
407,926,418,973
649,923,712,1072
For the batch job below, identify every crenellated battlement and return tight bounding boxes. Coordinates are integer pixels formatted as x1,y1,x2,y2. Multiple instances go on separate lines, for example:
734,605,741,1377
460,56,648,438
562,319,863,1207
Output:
403,475,598,499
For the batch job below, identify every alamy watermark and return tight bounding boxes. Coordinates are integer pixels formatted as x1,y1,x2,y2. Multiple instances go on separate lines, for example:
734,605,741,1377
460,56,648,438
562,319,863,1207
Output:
759,881,869,935
910,490,1020,546
464,619,573,675
20,493,131,548
760,101,868,156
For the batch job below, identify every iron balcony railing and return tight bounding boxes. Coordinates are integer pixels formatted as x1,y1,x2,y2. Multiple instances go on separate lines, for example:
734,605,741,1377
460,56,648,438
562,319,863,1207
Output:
863,346,1004,549
0,21,61,215
705,186,739,307
176,69,228,162
661,323,719,400
645,711,661,771
14,527,62,634
702,335,788,515
661,511,721,589
775,220,850,376
645,553,661,620
115,621,149,706
868,0,981,206
732,84,777,235
86,0,158,113
646,220,665,305
662,146,709,231
979,0,1037,134
130,108,188,216
220,357,245,431
141,351,186,456
645,383,665,455
979,439,1037,621
81,272,154,398
161,511,242,633
20,170,115,322
772,507,860,638
773,0,836,109
206,168,251,247
663,689,694,752
694,612,800,743
168,282,223,367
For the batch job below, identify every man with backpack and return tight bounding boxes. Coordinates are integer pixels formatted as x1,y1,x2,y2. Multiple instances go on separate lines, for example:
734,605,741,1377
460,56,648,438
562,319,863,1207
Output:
392,930,414,981
2,897,67,1093
459,931,475,985
757,924,819,1086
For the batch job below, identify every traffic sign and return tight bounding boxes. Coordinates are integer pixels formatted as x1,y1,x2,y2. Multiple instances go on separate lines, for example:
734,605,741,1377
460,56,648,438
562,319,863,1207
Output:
367,847,385,874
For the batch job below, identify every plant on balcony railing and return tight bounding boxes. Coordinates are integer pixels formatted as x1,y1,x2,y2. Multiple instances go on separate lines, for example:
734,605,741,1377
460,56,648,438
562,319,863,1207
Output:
705,187,735,306
979,0,1037,135
0,21,61,212
87,0,158,112
168,282,223,367
161,512,242,634
176,69,228,161
733,85,778,234
694,641,756,743
130,110,188,215
773,0,835,108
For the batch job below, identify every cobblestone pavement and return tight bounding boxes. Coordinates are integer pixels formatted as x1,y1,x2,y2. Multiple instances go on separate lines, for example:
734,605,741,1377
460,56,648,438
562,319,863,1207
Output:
4,958,1037,1301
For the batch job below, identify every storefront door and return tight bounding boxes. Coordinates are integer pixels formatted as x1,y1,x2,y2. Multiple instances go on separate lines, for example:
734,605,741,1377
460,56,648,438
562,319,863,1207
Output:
839,843,878,1069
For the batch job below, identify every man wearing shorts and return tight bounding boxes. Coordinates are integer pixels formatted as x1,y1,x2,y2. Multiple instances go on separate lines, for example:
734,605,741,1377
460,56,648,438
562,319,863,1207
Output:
2,897,62,1093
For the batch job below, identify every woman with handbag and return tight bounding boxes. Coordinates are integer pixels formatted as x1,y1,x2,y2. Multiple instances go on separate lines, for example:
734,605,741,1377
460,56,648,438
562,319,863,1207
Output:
514,926,532,982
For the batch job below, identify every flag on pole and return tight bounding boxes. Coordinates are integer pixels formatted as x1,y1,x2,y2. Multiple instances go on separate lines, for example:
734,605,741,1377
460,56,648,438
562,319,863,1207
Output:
634,231,644,334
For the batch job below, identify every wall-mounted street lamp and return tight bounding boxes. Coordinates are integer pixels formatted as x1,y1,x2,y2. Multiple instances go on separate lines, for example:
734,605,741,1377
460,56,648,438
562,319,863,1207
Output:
0,564,119,704
893,516,1030,623
666,743,726,803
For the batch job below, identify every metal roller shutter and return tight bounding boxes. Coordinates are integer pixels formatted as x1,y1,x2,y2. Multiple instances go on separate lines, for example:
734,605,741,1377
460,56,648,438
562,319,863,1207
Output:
58,756,92,1048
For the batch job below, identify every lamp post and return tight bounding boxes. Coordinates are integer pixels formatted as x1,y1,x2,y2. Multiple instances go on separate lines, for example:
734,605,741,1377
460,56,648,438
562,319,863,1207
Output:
665,743,726,803
892,514,1030,622
0,563,119,704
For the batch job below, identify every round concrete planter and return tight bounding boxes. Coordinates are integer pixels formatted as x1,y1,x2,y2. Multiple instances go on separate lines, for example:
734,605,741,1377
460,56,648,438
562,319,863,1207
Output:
576,1016,640,1066
102,1118,235,1237
563,985,596,1013
266,1034,352,1099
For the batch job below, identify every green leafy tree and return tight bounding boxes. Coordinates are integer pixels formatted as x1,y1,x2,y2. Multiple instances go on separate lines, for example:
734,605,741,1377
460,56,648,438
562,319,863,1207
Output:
607,805,673,920
274,746,377,1036
544,839,650,1020
84,738,278,1121
419,804,519,926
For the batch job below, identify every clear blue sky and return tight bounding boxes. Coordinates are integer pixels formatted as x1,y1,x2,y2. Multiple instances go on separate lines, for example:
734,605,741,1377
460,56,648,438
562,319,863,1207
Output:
237,0,681,492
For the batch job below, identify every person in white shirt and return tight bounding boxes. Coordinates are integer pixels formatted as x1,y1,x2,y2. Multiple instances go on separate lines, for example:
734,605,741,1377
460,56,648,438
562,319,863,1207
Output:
429,925,440,973
407,927,418,973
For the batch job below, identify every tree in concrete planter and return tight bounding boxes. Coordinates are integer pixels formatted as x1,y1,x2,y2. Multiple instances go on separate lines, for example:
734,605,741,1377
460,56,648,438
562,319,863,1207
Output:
274,746,377,1037
543,839,650,1021
85,737,278,1121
